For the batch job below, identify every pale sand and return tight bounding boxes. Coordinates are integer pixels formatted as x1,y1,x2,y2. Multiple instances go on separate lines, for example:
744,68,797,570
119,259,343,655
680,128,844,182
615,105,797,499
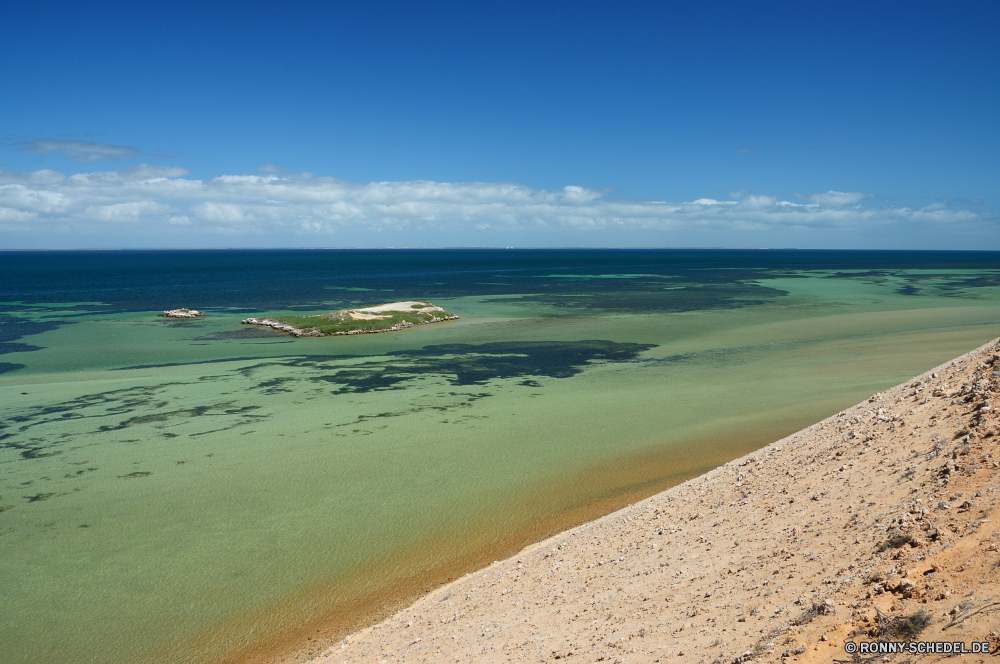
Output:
348,312,391,320
293,338,1000,664
356,302,445,313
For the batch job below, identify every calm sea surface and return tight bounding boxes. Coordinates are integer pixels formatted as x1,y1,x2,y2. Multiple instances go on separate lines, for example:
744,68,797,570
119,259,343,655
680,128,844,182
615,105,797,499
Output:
1,249,999,663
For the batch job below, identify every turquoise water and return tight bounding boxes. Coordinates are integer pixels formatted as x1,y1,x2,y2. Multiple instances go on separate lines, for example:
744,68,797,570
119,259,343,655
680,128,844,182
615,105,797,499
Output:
1,250,998,663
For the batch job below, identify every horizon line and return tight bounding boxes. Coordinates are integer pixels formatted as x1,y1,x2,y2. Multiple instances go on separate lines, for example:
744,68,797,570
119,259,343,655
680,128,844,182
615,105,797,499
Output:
4,246,1000,253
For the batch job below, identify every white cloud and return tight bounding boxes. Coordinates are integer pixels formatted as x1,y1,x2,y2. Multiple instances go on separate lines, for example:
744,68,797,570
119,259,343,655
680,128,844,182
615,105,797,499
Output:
0,184,71,215
685,198,737,206
0,166,993,246
16,138,141,162
0,206,38,222
84,201,172,222
61,164,191,185
192,202,258,224
806,190,871,206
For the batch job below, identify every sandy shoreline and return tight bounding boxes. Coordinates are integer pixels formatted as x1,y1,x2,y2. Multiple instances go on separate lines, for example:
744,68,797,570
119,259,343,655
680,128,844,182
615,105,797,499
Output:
278,337,1000,664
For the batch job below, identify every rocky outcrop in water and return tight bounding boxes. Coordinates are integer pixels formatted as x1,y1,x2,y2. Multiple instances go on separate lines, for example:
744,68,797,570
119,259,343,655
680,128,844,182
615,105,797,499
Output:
240,315,459,337
161,309,204,319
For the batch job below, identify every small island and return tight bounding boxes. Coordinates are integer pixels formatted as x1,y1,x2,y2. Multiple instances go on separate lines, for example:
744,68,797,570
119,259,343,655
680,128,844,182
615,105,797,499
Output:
161,308,205,319
241,301,459,337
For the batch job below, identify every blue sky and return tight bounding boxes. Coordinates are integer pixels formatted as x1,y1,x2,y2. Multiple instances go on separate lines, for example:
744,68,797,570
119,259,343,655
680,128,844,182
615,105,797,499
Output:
1,0,997,248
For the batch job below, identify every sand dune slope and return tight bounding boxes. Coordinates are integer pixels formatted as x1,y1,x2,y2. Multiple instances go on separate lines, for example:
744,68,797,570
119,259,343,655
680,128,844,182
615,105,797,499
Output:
304,338,1000,664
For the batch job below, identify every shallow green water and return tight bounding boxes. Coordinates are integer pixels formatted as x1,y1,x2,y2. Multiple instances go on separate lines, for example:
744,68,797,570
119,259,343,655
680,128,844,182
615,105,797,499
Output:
1,251,999,664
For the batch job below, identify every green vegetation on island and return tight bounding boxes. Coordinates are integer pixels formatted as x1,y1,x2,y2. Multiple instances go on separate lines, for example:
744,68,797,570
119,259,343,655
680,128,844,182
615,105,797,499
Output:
241,301,459,336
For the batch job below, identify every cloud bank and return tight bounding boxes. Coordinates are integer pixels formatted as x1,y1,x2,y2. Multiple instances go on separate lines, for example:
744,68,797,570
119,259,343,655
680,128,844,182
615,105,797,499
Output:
0,166,994,247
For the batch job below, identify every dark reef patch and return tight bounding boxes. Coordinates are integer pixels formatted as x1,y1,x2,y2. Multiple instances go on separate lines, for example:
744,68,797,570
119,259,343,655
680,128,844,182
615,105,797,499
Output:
0,384,263,461
820,269,1000,298
114,356,290,371
189,328,287,340
0,363,25,374
304,340,656,393
331,392,495,428
96,403,261,432
25,492,55,502
0,314,68,345
0,343,43,355
63,469,91,478
2,444,63,460
894,271,1000,296
488,279,788,313
1,384,182,440
253,377,296,395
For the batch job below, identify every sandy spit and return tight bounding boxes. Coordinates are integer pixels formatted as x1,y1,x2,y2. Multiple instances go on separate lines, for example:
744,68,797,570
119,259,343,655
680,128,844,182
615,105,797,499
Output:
355,302,445,313
297,338,1000,664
